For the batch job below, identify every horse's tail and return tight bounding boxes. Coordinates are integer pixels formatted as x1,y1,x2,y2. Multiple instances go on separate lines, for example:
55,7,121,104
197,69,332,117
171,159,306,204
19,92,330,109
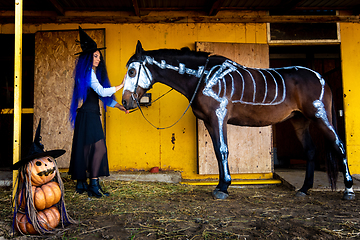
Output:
326,97,339,190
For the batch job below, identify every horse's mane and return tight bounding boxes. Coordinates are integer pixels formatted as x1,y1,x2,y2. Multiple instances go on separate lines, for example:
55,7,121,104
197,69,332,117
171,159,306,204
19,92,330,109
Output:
149,48,210,59
127,47,210,67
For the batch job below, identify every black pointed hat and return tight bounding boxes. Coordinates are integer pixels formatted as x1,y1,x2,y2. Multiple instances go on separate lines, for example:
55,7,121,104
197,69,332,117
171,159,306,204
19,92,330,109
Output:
74,26,106,55
11,119,66,170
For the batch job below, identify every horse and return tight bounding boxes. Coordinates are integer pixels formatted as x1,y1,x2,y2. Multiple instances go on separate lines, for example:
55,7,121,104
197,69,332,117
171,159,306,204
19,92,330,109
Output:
121,41,355,200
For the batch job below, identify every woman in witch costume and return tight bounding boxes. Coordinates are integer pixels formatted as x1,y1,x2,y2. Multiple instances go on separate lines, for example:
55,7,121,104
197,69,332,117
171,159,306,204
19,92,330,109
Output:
69,27,128,198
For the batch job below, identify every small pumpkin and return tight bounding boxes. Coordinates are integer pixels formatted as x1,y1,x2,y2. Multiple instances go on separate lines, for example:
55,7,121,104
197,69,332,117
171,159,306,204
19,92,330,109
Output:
27,156,56,186
18,182,61,211
15,206,61,235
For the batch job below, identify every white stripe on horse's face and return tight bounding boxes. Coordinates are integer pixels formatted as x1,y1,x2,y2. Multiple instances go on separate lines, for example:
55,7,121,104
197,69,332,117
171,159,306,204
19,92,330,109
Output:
123,62,152,93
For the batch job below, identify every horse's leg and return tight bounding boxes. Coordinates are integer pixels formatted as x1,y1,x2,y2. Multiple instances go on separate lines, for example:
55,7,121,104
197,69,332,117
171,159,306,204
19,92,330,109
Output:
206,121,231,199
316,120,354,200
337,142,355,200
289,115,316,196
204,109,231,199
311,100,355,200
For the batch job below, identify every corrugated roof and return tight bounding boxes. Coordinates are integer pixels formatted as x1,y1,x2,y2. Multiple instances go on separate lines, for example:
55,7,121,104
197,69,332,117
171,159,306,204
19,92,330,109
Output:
4,0,358,12
3,0,360,24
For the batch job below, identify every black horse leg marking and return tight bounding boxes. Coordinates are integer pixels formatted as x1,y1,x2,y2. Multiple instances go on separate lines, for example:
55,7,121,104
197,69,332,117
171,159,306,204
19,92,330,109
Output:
289,116,316,196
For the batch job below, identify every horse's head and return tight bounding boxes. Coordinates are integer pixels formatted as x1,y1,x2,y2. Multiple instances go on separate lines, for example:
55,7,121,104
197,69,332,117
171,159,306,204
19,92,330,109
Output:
122,41,153,110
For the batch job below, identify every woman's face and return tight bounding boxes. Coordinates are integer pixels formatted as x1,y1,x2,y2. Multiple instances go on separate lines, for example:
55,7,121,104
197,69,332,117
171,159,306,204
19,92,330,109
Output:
93,50,101,68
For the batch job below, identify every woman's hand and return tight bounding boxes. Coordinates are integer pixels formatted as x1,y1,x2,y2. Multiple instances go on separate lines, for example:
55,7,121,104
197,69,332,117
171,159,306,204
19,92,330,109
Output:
115,103,129,114
115,81,125,92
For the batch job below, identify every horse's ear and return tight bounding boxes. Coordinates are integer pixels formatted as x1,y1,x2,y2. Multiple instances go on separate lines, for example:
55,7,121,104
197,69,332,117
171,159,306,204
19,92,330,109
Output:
135,40,143,58
181,47,191,52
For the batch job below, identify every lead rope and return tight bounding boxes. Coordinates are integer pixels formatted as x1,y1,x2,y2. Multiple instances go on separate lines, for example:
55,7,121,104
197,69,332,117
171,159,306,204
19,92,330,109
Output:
128,88,174,113
134,57,209,130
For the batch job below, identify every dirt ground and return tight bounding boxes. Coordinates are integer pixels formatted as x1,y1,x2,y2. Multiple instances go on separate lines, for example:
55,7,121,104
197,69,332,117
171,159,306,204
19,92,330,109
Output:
1,177,360,240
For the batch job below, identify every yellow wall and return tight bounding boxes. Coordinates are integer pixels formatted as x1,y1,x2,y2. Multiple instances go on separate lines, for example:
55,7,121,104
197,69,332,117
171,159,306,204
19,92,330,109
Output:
5,21,359,177
107,23,268,180
5,20,360,178
340,23,360,174
3,22,267,180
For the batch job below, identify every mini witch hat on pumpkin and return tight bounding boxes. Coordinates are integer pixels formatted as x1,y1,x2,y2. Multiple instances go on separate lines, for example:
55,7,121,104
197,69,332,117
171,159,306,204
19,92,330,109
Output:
74,26,106,55
11,119,65,170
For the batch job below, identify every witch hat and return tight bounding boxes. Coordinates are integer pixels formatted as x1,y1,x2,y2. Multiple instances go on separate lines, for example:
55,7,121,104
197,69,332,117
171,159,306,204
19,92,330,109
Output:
11,119,65,170
74,26,106,55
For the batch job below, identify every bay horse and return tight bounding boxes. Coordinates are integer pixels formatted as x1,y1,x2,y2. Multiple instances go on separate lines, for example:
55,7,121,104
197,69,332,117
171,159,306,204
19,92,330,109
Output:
122,41,355,200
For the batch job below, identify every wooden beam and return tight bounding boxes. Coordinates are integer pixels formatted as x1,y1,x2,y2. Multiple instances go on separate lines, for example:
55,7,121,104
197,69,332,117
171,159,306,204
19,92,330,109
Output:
132,0,140,16
48,0,65,16
208,0,226,16
1,10,359,24
13,0,22,189
1,108,34,114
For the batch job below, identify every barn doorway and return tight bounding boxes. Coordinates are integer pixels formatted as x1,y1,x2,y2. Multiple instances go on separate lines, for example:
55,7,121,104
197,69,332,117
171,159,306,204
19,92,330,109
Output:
270,45,344,170
0,34,35,169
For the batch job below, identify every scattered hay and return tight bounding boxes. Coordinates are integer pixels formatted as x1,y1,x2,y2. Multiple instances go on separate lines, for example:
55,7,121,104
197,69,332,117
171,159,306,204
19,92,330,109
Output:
0,178,359,239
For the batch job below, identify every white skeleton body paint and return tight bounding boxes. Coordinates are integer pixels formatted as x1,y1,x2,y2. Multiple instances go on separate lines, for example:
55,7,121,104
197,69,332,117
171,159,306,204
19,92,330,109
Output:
123,62,152,93
202,61,294,183
124,55,353,192
204,60,287,106
123,56,208,98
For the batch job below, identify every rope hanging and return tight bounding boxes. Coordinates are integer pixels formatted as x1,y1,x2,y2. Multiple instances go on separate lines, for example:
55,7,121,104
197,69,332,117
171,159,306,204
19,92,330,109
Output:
133,57,210,130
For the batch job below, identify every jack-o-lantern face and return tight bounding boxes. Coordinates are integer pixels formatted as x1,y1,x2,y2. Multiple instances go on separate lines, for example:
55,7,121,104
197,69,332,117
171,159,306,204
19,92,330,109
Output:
27,156,56,186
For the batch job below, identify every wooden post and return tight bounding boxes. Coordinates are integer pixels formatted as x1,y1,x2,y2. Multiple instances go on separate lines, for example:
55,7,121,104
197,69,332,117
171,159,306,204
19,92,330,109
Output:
13,0,23,188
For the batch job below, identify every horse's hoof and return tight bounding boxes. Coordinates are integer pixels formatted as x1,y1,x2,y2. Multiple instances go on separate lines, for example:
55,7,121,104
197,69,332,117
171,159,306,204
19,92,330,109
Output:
343,191,355,200
295,191,307,197
212,189,229,200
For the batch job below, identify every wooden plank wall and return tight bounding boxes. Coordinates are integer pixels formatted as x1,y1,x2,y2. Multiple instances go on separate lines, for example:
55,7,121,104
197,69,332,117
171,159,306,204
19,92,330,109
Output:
196,42,273,175
33,29,104,168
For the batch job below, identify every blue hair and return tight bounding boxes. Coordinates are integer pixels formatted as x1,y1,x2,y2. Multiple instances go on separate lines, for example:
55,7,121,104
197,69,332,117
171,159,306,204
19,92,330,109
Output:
69,51,114,127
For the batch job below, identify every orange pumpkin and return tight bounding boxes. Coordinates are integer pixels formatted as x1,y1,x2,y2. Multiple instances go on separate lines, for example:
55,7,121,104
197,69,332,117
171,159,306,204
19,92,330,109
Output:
34,182,62,210
17,186,36,210
15,206,61,235
27,156,56,186
18,182,61,211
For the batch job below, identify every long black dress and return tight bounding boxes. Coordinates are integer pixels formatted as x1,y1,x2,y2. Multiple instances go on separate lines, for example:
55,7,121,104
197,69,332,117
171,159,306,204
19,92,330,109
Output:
69,89,110,180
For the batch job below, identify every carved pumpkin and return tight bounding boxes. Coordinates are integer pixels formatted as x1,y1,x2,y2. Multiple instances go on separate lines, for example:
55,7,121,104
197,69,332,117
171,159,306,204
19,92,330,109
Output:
15,206,60,235
27,156,56,186
18,182,61,211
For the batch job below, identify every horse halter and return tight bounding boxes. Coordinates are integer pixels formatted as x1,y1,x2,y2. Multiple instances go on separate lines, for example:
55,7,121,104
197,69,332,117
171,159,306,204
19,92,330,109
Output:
131,60,152,102
130,57,210,130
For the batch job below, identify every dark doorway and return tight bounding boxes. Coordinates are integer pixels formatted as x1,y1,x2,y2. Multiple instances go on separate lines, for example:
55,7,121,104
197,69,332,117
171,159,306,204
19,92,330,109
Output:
0,34,34,169
270,45,345,170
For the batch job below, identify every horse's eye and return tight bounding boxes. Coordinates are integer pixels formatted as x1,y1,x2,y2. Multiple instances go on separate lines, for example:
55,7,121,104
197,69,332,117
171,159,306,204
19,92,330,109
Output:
128,68,136,78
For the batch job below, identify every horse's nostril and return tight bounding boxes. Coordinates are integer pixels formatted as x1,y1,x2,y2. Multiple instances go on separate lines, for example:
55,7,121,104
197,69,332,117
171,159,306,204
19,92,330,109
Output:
122,100,127,107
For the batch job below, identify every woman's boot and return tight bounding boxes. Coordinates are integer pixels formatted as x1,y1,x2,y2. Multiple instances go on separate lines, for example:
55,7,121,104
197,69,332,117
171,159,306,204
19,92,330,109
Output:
76,179,88,194
98,180,110,197
88,178,109,198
